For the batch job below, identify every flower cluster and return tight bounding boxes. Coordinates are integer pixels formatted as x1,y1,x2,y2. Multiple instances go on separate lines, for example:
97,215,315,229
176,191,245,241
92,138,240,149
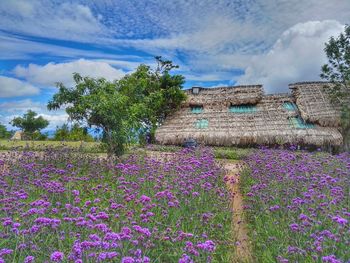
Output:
242,148,350,262
0,147,231,262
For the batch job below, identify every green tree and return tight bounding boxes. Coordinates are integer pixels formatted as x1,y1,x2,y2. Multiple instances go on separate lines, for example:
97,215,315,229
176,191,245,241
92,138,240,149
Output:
10,110,49,140
54,123,94,142
54,123,70,141
48,57,186,156
321,25,350,152
0,123,12,139
118,56,186,142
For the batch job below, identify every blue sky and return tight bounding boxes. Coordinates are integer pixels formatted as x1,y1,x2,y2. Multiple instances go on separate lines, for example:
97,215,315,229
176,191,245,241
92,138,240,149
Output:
0,0,349,130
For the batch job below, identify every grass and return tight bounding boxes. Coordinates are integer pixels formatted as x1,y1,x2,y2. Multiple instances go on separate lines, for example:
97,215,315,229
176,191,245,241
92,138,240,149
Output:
212,146,252,160
144,144,252,160
240,148,350,263
0,140,252,161
0,139,104,153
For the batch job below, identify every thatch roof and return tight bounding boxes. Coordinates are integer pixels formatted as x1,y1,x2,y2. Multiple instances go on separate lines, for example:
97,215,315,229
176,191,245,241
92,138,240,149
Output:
11,131,23,140
156,84,343,147
290,82,341,127
185,85,263,106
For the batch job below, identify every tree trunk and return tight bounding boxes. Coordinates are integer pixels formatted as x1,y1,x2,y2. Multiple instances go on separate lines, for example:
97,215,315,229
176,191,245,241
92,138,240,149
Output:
149,124,157,144
343,134,350,152
342,127,350,152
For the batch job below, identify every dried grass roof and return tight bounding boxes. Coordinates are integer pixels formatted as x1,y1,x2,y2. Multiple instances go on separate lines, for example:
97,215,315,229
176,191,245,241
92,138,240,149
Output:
289,82,341,127
156,86,343,147
185,85,263,106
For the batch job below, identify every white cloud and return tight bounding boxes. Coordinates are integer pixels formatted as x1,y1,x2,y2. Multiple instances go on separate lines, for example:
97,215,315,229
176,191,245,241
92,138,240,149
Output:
1,0,350,95
95,59,155,71
0,33,147,62
119,16,267,55
0,76,39,97
0,99,69,130
38,113,69,130
0,99,42,112
237,20,345,93
0,0,109,42
14,59,126,87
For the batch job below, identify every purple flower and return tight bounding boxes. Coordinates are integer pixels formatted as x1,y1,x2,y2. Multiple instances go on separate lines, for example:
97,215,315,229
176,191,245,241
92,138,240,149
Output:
289,223,299,232
139,195,151,204
24,256,35,263
269,205,280,211
277,256,289,263
50,251,64,262
298,213,309,221
196,240,216,252
0,249,13,257
322,255,341,263
178,254,194,263
331,216,348,226
121,257,135,263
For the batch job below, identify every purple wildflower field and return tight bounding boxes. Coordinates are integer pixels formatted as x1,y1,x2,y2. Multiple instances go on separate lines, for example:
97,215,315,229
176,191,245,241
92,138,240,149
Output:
0,148,232,262
241,148,350,263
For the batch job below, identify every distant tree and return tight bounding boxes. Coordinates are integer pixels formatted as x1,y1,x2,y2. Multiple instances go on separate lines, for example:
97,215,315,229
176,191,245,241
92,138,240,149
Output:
54,123,94,142
54,123,70,141
0,123,12,139
321,25,350,152
10,110,49,140
48,57,186,156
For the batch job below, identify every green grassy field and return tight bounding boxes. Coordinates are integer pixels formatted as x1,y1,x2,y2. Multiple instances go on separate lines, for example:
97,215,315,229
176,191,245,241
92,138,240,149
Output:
1,140,252,160
146,144,252,160
0,139,104,153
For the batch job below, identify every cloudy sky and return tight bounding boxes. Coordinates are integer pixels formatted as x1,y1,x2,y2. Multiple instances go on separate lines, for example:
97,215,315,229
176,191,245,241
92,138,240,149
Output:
0,0,349,130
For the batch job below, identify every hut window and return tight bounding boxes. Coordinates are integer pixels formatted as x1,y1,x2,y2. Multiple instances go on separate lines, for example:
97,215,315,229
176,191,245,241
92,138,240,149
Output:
229,104,257,113
191,106,203,114
192,87,200,94
290,116,315,129
195,119,209,129
283,102,298,111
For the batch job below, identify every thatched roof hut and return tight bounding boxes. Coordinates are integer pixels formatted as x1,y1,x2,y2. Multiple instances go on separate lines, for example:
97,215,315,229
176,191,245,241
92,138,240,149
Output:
11,131,23,140
155,82,343,147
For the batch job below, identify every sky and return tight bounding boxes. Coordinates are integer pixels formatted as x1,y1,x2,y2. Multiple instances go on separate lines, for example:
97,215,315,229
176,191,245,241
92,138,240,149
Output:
0,0,349,131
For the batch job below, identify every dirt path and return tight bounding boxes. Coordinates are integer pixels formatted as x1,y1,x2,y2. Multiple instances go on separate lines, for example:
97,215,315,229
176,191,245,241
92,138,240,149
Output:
143,151,253,262
222,160,253,263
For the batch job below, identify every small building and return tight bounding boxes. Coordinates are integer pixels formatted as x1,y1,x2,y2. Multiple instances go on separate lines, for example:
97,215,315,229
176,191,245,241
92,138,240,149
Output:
155,82,343,147
11,131,23,140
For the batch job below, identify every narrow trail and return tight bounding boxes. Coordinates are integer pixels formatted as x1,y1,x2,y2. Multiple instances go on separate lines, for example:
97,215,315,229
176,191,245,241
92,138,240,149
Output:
222,160,253,263
145,150,253,262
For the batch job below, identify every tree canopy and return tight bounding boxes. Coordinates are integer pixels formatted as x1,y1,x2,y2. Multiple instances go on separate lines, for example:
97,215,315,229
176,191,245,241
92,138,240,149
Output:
48,57,186,155
321,25,350,151
54,123,94,142
10,110,49,139
0,123,12,139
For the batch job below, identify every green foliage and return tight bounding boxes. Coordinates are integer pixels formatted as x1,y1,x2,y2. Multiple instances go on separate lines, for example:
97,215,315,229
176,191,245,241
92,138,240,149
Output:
54,123,94,142
48,57,186,156
10,110,49,140
32,131,48,141
0,123,12,139
213,147,252,160
321,25,350,151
